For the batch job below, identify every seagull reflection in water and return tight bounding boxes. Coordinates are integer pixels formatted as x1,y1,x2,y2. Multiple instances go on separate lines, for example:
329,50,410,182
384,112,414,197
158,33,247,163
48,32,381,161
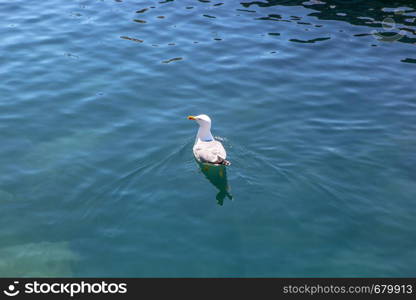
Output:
196,161,232,206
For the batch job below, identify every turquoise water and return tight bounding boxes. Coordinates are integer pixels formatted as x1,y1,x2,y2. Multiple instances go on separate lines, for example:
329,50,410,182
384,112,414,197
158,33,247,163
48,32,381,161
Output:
1,0,416,277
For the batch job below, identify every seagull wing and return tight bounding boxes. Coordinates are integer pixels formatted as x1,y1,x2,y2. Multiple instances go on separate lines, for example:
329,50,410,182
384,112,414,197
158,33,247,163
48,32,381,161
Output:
193,140,227,164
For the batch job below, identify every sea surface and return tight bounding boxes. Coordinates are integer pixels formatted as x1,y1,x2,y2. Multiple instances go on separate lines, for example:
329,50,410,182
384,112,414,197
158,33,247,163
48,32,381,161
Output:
1,0,415,277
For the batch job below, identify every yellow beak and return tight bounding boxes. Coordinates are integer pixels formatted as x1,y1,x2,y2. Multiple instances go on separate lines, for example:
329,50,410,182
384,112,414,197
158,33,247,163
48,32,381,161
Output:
187,115,196,120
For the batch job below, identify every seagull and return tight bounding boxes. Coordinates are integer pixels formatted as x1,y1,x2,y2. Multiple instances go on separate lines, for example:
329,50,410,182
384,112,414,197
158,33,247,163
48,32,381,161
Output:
187,114,231,166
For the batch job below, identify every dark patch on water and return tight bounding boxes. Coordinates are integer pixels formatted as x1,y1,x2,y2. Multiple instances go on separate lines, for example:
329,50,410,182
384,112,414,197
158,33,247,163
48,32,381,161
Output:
120,36,143,43
136,8,148,13
289,37,331,43
162,57,183,63
257,14,282,21
237,9,256,13
401,58,416,63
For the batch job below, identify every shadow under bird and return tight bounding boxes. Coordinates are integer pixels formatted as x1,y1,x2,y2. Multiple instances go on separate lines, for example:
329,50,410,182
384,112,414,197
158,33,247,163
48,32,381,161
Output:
188,114,232,205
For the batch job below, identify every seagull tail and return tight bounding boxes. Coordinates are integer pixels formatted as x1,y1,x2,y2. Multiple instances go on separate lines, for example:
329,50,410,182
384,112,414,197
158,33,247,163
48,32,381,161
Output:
219,158,231,166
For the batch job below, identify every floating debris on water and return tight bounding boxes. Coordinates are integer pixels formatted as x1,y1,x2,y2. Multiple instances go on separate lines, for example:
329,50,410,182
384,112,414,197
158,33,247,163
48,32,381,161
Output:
136,8,148,13
162,57,183,64
289,37,330,43
401,58,416,64
237,9,256,13
120,36,143,43
133,19,146,23
354,33,371,37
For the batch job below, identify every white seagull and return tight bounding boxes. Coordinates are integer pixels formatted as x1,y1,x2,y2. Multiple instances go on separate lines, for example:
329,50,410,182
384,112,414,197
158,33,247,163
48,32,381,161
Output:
187,114,231,166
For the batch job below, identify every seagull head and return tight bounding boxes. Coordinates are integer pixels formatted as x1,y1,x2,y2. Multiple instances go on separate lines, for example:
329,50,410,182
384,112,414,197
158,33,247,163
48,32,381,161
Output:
187,114,211,128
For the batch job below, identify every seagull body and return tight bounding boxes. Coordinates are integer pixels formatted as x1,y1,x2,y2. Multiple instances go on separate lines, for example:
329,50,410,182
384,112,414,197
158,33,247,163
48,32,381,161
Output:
188,114,231,166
